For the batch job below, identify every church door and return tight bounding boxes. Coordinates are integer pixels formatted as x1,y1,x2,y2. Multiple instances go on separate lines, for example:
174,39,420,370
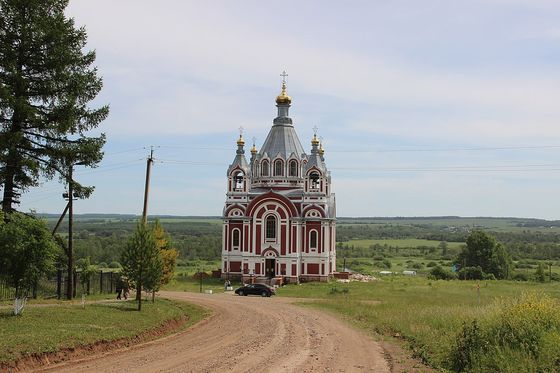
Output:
265,259,276,278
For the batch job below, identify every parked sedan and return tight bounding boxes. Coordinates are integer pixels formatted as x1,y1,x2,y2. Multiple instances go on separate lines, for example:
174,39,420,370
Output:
235,283,276,297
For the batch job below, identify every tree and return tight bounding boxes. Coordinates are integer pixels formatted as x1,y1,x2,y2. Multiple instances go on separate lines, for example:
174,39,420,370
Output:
535,263,546,283
0,212,59,298
0,0,108,213
456,230,512,280
439,241,448,257
149,220,179,301
120,223,162,311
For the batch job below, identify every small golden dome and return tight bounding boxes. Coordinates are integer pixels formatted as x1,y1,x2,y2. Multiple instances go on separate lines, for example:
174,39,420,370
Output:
251,143,257,154
319,143,325,156
275,81,292,105
237,134,245,146
311,133,320,146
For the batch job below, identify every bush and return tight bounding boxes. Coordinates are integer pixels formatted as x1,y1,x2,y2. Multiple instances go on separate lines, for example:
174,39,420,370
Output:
512,272,529,281
429,265,457,280
97,262,108,268
427,261,438,267
108,261,122,269
412,262,423,270
448,292,560,372
457,266,484,280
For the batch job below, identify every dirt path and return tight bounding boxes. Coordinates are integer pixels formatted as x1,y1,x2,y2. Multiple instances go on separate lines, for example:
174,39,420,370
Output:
40,291,390,373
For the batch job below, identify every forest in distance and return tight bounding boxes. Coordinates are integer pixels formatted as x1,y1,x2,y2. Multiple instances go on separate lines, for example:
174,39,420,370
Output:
42,214,560,269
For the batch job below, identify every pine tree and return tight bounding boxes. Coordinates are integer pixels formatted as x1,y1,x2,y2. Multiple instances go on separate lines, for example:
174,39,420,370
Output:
120,224,162,311
0,0,108,212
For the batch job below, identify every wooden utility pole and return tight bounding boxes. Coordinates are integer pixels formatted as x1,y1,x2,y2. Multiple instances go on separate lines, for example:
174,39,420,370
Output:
142,147,154,225
66,165,74,300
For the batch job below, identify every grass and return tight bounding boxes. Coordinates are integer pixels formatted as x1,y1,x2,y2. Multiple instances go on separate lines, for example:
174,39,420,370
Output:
277,277,560,370
0,298,209,364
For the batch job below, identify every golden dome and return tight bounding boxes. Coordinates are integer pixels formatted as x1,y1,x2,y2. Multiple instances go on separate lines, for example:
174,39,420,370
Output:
275,81,292,105
250,143,257,154
319,143,325,156
311,133,320,146
237,134,245,146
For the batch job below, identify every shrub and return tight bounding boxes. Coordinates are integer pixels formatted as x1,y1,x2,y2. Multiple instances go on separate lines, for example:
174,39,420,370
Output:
512,272,529,281
108,261,122,269
428,265,457,280
427,261,438,267
457,266,484,280
448,292,560,372
97,262,108,268
412,262,423,270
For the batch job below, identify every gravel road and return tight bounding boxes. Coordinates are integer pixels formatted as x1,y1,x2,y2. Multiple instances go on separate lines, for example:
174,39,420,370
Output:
43,291,390,372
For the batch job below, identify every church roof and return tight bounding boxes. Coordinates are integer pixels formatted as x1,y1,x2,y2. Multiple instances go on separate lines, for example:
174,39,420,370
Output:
259,123,306,160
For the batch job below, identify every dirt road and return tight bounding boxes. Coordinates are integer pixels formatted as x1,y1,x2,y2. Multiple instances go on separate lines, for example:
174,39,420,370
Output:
43,291,390,372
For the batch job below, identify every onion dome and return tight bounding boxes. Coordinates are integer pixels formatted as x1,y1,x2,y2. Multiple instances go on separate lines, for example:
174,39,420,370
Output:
276,81,292,105
237,134,245,146
251,143,257,155
319,142,325,156
311,133,320,146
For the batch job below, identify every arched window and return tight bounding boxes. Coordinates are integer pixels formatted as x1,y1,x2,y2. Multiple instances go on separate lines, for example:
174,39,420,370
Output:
310,230,318,250
234,171,244,190
232,229,240,249
274,160,284,176
261,160,269,177
289,160,298,177
265,215,276,240
310,172,320,189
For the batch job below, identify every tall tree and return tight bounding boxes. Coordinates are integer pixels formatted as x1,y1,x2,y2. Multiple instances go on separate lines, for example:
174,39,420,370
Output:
456,230,512,279
120,223,162,311
0,0,108,213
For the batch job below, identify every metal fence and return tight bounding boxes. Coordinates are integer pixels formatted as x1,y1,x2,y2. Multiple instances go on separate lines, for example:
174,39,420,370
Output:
0,270,120,301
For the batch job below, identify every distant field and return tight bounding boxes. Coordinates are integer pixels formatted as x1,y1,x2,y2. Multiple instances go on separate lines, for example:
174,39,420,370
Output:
340,238,464,248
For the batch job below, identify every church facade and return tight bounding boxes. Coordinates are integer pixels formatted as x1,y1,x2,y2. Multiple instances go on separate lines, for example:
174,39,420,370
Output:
221,80,336,283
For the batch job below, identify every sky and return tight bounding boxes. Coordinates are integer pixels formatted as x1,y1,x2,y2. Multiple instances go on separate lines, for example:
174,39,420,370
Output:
18,0,560,219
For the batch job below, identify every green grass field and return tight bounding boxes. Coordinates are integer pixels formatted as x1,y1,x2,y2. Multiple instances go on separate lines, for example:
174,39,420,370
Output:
341,238,464,248
0,299,208,364
277,278,560,371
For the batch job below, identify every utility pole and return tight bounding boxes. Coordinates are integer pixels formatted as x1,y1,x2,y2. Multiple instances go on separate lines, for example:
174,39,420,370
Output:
142,146,154,225
65,165,75,300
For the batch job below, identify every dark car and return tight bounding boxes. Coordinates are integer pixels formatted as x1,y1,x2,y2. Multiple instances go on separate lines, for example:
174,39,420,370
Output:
235,283,275,297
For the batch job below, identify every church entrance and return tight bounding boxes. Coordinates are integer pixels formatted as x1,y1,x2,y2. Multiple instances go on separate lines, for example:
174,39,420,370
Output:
265,259,276,278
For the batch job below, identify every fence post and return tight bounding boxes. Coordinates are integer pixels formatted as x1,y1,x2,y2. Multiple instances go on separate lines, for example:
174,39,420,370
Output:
32,281,37,299
110,272,113,293
57,269,62,300
73,270,77,298
99,270,103,294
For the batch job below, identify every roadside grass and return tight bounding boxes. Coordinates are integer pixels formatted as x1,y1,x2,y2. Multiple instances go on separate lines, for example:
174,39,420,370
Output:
278,277,560,370
0,298,208,364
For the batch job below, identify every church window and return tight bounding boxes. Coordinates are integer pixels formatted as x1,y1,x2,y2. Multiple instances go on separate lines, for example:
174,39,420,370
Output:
310,230,318,250
274,160,284,176
234,172,244,190
232,229,240,249
265,215,276,240
261,160,269,176
289,160,298,177
310,172,320,189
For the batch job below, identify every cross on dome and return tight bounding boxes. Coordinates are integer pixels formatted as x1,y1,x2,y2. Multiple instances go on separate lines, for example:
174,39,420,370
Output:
280,70,288,83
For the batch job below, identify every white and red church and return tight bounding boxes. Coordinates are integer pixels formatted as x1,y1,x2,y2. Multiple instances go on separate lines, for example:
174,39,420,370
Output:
222,79,336,283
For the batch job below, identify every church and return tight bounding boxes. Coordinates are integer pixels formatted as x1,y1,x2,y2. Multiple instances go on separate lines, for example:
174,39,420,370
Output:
221,77,336,283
